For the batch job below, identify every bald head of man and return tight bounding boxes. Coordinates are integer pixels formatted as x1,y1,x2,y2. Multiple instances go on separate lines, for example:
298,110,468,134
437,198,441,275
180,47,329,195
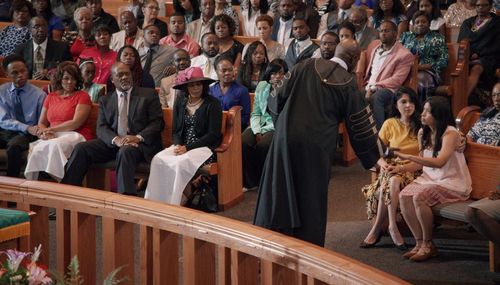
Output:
334,39,361,73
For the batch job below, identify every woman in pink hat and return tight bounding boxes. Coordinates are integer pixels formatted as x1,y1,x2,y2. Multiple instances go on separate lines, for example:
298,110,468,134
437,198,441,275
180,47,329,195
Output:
145,66,223,205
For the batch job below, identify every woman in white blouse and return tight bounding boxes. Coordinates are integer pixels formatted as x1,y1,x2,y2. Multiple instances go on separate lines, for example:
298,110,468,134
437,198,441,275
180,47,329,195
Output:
242,14,285,61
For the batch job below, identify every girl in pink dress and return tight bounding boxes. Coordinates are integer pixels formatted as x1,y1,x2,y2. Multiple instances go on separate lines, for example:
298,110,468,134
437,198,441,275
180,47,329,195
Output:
395,96,472,262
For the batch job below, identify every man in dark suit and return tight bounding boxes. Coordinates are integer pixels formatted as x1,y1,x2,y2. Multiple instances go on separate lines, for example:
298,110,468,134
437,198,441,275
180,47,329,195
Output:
349,7,379,49
61,62,164,195
284,18,319,68
271,0,319,45
14,16,72,80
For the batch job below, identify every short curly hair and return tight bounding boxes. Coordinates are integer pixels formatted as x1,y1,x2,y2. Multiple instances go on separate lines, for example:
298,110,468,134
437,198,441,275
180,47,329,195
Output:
210,14,237,37
51,61,84,91
9,0,34,20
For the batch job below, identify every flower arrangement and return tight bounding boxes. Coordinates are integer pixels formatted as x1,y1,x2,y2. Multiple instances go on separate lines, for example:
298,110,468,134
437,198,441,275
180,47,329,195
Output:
0,245,51,285
0,246,127,285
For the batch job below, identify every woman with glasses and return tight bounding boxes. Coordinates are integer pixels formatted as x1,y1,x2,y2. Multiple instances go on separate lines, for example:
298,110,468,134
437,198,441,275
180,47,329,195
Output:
139,0,169,37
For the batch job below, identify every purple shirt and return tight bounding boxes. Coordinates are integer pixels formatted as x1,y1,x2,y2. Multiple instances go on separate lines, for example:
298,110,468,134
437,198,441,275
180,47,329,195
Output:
210,81,250,129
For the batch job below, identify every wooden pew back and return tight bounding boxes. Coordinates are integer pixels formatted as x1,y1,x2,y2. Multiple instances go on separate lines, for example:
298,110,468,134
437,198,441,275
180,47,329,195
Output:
455,106,500,200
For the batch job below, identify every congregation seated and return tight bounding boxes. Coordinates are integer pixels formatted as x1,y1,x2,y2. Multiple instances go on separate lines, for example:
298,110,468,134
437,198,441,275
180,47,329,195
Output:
363,21,413,130
138,0,169,38
191,32,220,80
409,0,445,34
61,62,164,196
0,0,34,58
70,0,119,34
211,14,244,69
159,49,192,108
304,0,337,17
241,15,285,62
400,11,448,102
33,0,64,41
348,6,379,49
396,96,472,262
78,25,117,85
444,0,493,28
210,55,251,130
138,24,177,87
368,0,409,38
317,0,355,37
467,82,500,146
187,0,215,44
284,17,319,69
458,0,500,108
107,45,155,93
173,0,201,24
242,58,287,190
145,67,221,204
0,55,46,178
24,61,93,181
63,7,95,60
14,16,72,80
312,31,339,59
236,41,269,92
272,0,320,45
79,60,105,103
240,0,272,36
110,11,145,52
159,12,201,58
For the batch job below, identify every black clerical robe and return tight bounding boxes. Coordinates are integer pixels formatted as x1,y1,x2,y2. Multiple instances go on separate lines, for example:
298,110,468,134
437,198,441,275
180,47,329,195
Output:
254,58,383,246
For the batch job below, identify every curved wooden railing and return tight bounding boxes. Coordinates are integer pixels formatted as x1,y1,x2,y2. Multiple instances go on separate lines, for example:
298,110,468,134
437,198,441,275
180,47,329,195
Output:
0,178,409,285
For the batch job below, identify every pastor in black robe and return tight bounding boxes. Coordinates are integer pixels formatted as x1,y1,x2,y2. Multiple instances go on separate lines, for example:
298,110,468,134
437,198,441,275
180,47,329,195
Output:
253,58,383,246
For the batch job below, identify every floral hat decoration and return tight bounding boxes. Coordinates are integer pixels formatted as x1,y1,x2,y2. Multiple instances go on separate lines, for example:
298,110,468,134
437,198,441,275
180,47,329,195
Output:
173,67,215,90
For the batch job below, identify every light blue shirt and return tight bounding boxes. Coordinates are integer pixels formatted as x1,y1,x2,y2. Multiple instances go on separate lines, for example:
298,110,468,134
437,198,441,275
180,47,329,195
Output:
0,82,46,133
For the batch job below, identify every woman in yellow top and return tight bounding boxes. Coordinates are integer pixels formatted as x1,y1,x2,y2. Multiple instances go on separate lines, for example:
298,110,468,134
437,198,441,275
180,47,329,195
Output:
360,87,421,250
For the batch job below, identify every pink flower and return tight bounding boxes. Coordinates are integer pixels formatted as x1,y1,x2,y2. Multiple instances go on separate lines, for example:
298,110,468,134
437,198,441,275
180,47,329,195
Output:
28,264,52,285
175,67,197,85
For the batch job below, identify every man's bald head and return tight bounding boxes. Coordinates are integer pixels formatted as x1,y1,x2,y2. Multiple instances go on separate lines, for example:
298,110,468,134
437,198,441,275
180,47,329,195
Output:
334,39,361,72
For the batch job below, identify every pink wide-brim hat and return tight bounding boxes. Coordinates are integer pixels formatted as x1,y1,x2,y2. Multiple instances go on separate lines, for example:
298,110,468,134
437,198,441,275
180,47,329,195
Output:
172,66,215,90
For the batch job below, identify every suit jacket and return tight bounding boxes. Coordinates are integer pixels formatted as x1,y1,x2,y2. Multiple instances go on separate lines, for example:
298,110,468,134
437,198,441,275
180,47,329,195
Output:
357,25,379,49
139,45,178,87
97,87,165,161
364,40,414,92
284,38,319,68
271,6,320,41
110,29,145,52
14,39,72,79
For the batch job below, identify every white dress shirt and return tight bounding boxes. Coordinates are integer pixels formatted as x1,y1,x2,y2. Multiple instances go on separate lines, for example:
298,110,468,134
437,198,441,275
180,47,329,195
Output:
277,17,293,46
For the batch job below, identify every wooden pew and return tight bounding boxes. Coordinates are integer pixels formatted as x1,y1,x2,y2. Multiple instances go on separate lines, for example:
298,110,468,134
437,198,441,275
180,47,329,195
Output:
445,26,460,43
432,106,500,273
0,22,13,31
102,0,130,18
435,40,470,116
86,105,244,211
0,78,50,91
233,36,260,45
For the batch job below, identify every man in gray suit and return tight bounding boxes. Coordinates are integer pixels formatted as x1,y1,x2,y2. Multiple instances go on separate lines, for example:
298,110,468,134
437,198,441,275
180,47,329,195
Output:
317,0,355,37
349,7,379,49
139,24,178,87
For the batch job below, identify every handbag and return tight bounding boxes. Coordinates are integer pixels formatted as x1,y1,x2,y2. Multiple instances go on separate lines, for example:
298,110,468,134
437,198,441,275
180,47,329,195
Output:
186,175,218,213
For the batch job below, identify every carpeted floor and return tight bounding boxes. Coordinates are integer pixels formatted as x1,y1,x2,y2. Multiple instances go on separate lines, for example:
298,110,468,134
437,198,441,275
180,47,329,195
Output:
218,161,500,285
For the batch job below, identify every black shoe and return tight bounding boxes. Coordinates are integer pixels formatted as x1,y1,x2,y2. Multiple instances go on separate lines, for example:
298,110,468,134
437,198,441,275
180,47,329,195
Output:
395,243,408,251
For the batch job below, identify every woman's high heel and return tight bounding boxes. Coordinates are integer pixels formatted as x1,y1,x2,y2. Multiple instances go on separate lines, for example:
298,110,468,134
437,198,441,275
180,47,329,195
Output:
359,234,382,248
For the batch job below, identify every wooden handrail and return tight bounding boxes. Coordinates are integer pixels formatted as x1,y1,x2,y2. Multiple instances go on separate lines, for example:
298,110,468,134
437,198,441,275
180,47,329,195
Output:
0,178,408,285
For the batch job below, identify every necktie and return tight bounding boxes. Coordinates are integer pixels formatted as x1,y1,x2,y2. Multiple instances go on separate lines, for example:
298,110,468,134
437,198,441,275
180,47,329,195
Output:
117,92,128,137
143,48,155,74
340,11,346,22
204,58,213,79
295,41,301,56
13,89,25,124
34,46,44,74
